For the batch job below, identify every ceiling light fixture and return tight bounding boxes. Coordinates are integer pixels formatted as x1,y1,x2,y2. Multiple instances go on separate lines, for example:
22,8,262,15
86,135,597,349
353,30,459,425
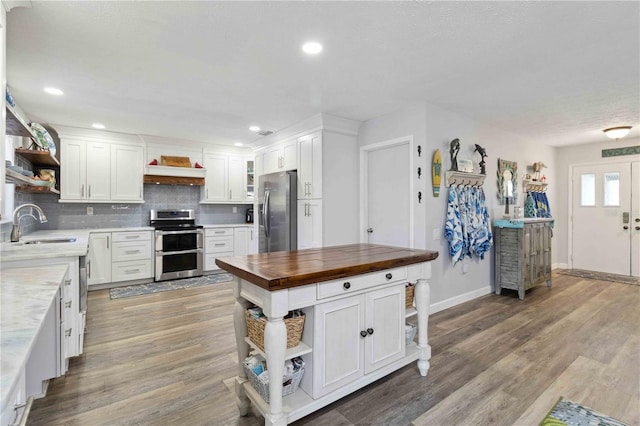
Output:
234,142,244,147
249,126,260,132
603,126,632,140
44,87,64,96
92,123,105,129
302,41,323,55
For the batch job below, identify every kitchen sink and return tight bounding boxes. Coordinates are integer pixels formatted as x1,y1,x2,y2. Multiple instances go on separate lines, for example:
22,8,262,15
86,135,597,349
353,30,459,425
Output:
24,238,77,244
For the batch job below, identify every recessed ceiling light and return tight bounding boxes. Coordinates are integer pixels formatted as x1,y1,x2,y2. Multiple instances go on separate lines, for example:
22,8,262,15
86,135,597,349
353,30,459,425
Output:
302,41,323,55
249,126,260,132
234,142,244,147
92,123,105,129
44,87,64,96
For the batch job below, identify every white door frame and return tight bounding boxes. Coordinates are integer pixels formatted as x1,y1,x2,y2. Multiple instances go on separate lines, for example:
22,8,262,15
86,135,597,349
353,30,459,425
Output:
359,136,415,247
567,157,637,270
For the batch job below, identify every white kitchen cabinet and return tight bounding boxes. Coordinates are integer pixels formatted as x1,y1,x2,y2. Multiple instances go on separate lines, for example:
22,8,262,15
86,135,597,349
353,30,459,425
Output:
298,199,323,249
61,139,110,201
298,131,322,200
110,144,144,201
228,156,245,202
111,231,153,282
312,284,405,398
260,139,297,175
60,137,143,203
205,227,234,271
233,227,256,256
88,232,111,286
203,153,228,202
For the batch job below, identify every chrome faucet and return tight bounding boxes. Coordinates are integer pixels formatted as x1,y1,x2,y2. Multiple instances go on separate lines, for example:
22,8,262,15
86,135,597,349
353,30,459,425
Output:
10,203,48,242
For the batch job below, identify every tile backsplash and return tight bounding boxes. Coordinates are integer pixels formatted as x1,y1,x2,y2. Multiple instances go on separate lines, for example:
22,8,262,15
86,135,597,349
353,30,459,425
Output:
2,184,251,241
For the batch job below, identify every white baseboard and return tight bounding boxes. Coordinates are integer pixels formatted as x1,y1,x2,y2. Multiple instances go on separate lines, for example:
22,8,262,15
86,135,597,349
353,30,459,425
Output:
552,263,568,270
429,285,492,314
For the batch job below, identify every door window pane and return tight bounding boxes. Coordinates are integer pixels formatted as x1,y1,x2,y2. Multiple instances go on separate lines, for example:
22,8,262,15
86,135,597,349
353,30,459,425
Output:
603,172,620,206
580,174,595,206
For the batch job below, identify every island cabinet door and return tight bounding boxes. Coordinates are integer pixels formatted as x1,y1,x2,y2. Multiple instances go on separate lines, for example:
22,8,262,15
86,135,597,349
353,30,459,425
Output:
313,294,365,398
364,285,405,374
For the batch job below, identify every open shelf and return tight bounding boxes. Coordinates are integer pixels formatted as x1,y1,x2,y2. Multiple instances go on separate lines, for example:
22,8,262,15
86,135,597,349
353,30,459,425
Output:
244,337,313,361
6,104,37,139
445,170,486,187
523,179,548,193
6,169,59,194
15,148,60,167
405,307,417,318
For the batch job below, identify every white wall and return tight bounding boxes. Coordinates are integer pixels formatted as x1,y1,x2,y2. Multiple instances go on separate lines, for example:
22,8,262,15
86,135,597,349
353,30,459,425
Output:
555,138,640,266
359,102,556,309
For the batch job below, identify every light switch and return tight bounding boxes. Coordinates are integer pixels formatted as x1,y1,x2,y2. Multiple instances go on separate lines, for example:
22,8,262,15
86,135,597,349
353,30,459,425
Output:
432,228,442,241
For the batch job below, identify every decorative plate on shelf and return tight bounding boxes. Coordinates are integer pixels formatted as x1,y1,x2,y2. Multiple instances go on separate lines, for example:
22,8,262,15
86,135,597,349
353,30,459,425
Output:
30,122,56,156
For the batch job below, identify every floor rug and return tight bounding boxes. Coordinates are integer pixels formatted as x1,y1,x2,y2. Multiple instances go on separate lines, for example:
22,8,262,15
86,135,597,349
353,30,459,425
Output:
540,397,628,426
556,269,640,286
109,273,234,299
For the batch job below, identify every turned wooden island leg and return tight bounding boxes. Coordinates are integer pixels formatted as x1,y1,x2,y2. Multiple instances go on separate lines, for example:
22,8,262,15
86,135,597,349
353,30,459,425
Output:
232,278,252,416
263,316,287,426
415,277,432,377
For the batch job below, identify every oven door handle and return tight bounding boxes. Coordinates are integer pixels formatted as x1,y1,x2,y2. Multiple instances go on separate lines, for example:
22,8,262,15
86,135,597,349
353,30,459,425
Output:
157,248,203,256
155,229,203,236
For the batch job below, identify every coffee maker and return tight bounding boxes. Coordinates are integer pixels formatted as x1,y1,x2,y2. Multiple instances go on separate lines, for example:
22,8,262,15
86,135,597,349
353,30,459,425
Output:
245,208,253,223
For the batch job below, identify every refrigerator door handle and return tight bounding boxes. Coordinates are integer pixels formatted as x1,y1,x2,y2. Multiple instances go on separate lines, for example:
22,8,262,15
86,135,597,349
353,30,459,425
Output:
263,190,271,238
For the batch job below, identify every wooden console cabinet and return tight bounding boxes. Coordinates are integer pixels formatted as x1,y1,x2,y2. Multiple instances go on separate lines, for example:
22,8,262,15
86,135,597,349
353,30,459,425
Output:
494,218,553,299
216,244,438,426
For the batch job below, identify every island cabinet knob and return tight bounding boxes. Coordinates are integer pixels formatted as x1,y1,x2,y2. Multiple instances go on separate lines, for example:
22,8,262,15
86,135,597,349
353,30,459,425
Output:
360,330,368,338
385,273,393,280
367,328,374,335
343,282,351,290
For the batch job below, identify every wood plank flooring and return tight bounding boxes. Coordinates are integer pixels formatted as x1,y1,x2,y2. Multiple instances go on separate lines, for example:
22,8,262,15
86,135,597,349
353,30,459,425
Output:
27,272,639,425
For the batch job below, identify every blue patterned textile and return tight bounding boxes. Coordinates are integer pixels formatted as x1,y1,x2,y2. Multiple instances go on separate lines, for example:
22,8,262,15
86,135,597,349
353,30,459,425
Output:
445,186,493,264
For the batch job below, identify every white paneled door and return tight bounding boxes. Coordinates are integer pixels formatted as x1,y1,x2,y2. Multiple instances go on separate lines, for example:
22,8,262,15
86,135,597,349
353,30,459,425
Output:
571,161,640,276
361,138,413,248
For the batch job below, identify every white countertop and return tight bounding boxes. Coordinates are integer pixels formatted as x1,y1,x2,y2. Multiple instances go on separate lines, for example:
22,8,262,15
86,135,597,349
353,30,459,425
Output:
1,264,69,411
202,223,253,228
0,230,91,262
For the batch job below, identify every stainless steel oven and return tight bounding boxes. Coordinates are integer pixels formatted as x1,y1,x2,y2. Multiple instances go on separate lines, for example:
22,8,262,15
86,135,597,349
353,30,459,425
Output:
151,209,204,281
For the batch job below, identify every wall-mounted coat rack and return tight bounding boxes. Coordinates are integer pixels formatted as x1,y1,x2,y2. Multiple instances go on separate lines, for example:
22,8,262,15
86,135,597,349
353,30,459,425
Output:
445,171,486,187
523,179,548,193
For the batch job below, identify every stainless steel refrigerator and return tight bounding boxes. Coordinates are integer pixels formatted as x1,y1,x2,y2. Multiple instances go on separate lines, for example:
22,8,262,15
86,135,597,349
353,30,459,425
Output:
258,170,297,253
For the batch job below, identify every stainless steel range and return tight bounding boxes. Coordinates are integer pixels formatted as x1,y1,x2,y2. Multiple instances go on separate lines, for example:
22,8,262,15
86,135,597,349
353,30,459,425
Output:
150,209,203,281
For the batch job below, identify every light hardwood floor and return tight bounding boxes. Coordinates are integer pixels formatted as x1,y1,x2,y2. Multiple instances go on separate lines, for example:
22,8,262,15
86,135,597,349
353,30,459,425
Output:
27,272,639,426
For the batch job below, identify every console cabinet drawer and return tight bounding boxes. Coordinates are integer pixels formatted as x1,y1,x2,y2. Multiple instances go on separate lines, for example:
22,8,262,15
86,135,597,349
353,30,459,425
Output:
317,266,408,300
206,236,234,253
205,251,234,271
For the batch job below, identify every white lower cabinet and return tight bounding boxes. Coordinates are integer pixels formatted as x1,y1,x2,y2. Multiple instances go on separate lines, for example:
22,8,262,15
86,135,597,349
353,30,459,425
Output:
298,199,323,249
88,230,153,288
205,228,234,271
88,232,111,286
312,284,405,398
205,226,256,271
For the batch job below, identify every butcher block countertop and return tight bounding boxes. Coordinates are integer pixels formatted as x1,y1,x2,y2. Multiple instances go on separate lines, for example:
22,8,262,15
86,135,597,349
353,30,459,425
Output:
215,243,439,291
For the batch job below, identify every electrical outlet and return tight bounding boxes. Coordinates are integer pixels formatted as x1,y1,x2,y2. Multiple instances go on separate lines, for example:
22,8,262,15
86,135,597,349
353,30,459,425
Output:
87,206,94,216
462,263,469,274
232,206,237,214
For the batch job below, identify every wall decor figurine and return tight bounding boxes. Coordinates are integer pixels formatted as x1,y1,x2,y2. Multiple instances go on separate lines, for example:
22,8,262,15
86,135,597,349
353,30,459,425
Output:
532,161,546,181
432,149,442,197
449,138,460,171
474,144,488,174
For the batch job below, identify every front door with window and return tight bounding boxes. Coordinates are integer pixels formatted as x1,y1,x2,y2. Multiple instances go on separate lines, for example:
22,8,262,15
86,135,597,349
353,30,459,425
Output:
571,161,640,276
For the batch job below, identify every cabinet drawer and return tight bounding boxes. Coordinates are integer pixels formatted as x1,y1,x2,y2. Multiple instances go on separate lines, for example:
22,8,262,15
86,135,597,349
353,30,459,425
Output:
205,228,234,237
112,241,152,262
205,251,234,271
111,260,152,282
112,231,152,243
206,236,234,253
317,267,407,300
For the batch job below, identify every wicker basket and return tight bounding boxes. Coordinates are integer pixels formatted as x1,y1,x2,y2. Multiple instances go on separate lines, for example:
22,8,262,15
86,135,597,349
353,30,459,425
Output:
245,310,305,351
243,358,305,404
405,284,415,308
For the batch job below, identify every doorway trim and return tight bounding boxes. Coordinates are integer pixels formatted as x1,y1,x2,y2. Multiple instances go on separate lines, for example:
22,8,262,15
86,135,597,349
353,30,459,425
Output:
359,135,415,247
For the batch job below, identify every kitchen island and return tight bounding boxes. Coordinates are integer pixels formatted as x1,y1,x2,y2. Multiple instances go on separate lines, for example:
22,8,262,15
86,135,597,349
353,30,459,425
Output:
216,244,438,426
